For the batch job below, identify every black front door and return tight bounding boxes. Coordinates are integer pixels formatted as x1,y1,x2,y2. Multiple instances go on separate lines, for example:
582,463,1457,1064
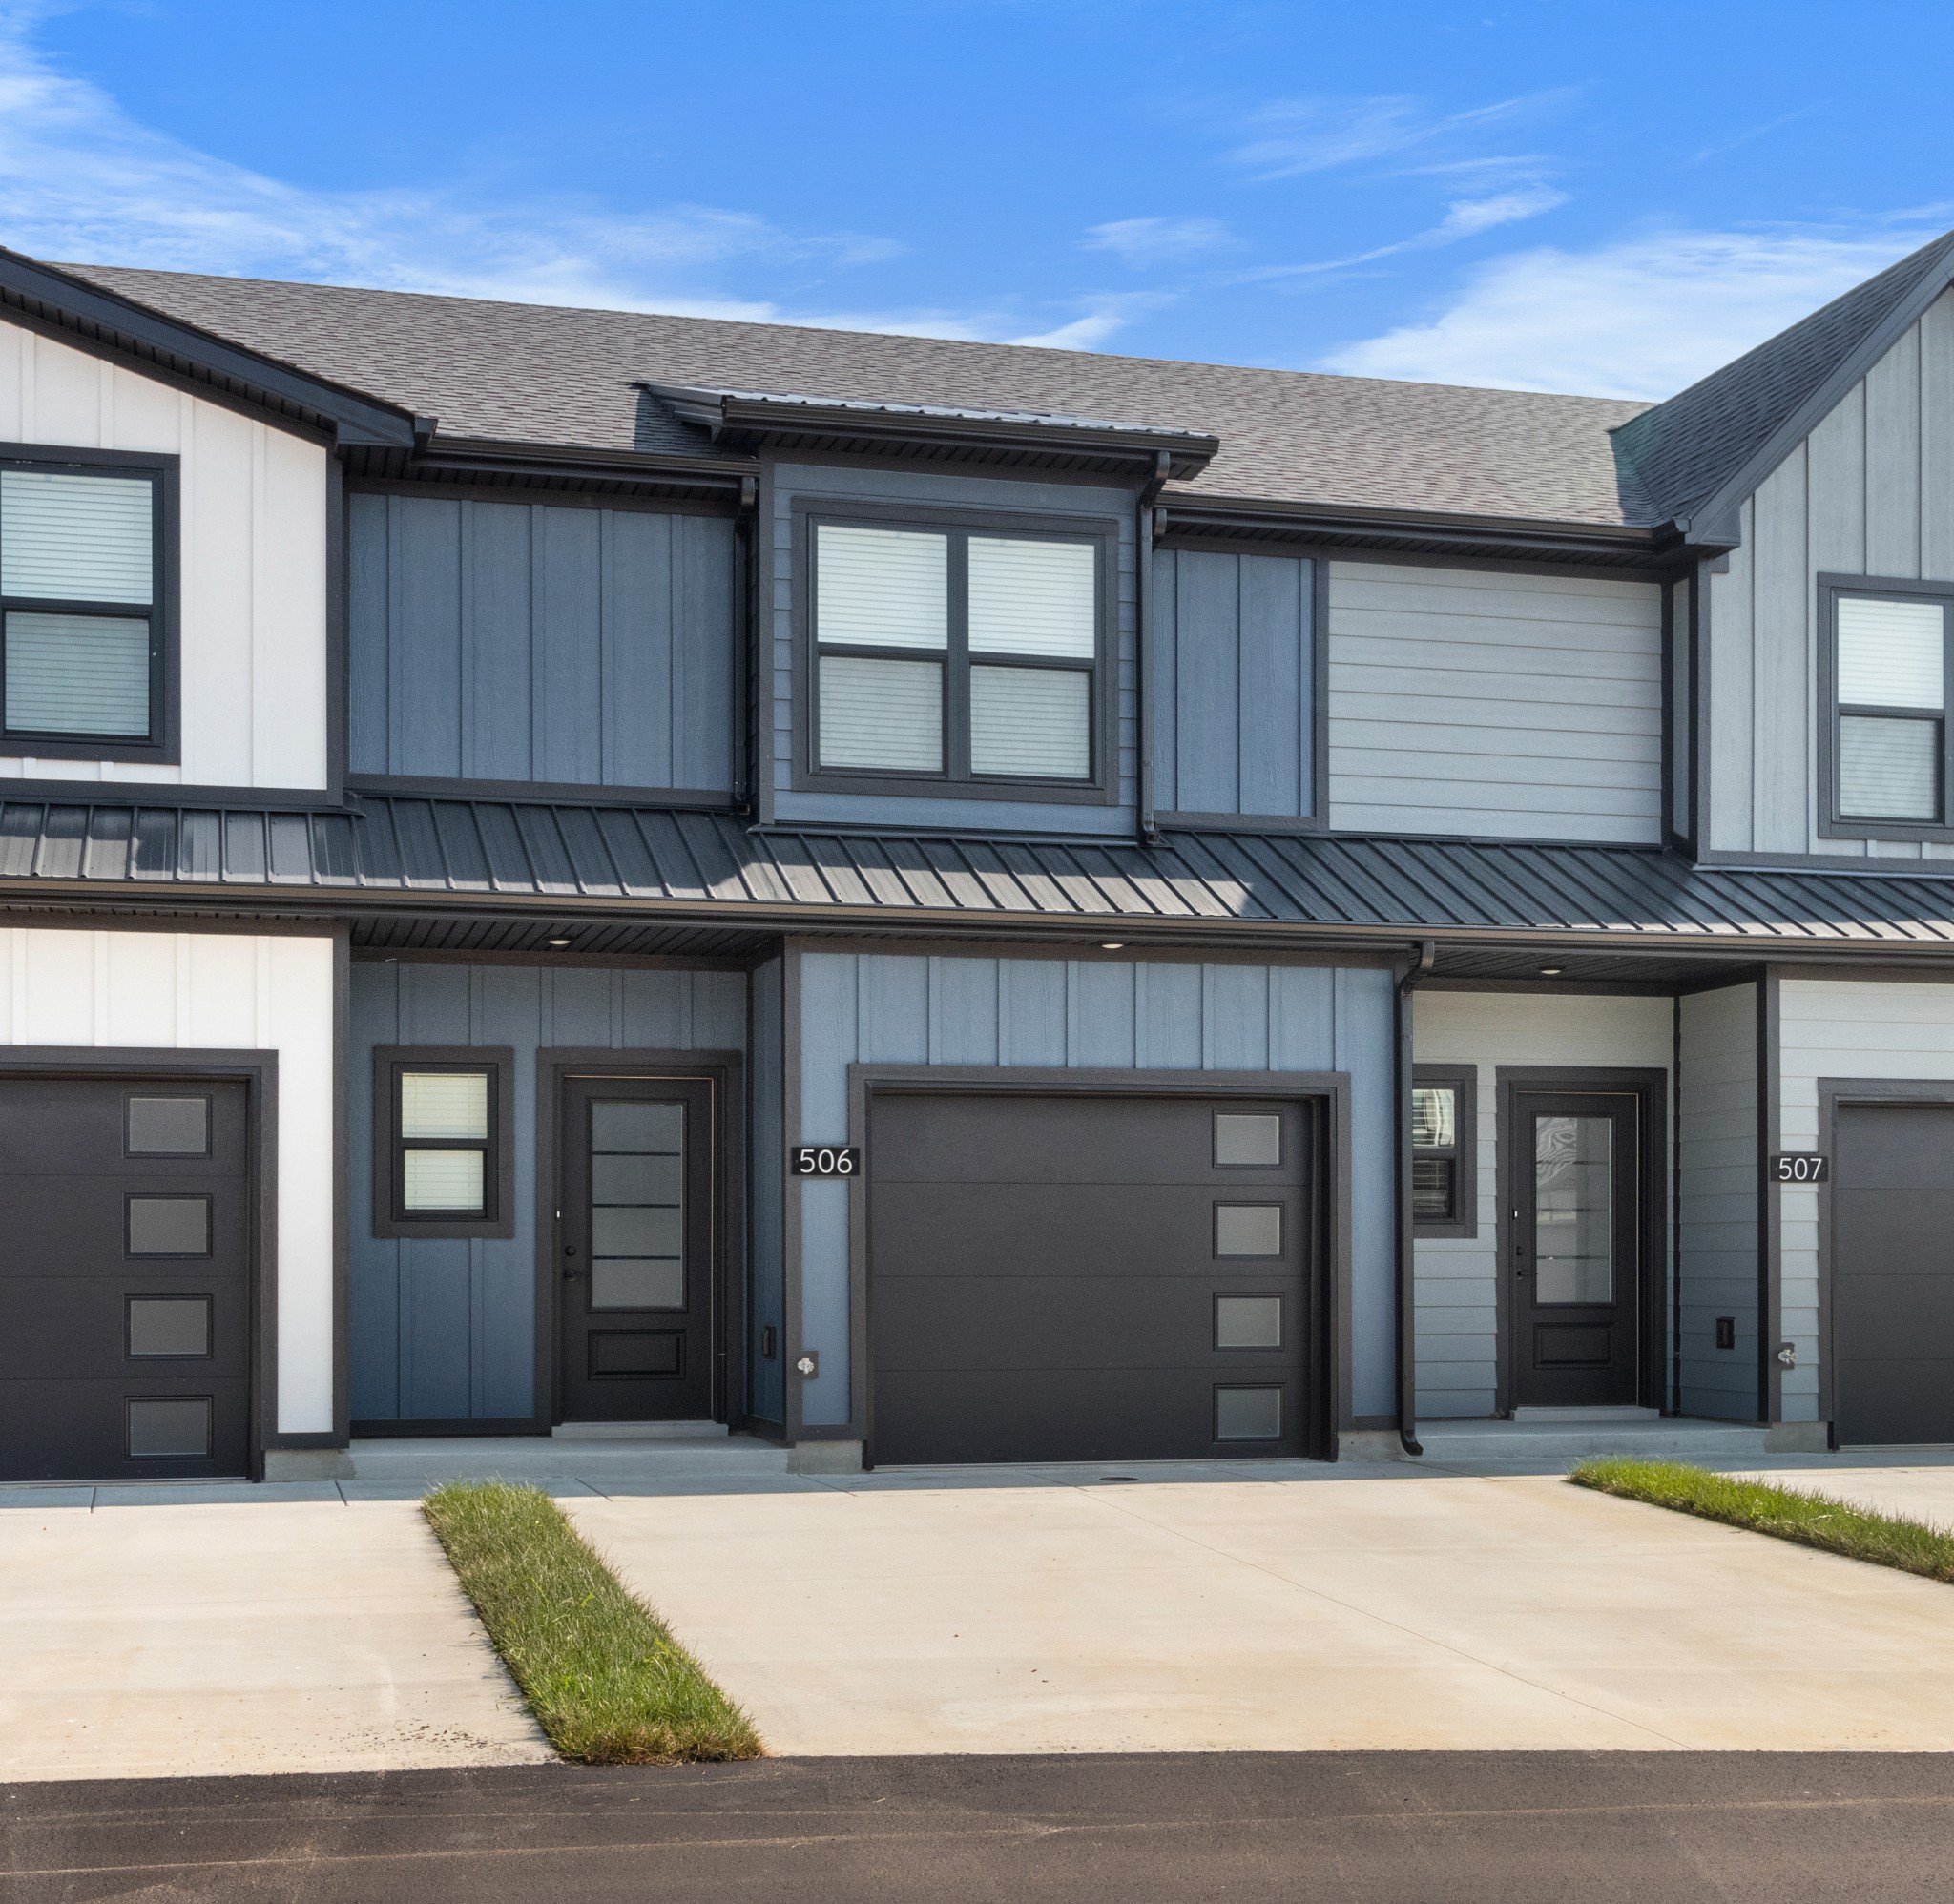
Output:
0,1076,251,1480
1509,1088,1641,1408
557,1075,716,1423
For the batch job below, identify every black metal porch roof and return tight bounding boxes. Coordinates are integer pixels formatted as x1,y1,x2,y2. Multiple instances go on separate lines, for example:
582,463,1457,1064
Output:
0,793,1952,958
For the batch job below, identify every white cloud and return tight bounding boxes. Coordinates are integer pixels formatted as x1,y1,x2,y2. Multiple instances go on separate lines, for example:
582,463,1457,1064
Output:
1320,226,1946,399
0,5,1039,339
1225,91,1571,182
1083,217,1232,267
1431,186,1569,241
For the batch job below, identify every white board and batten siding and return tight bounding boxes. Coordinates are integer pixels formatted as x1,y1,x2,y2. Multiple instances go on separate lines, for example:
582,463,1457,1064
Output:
0,927,335,1434
1704,287,1954,859
1411,991,1673,1418
1775,977,1954,1425
1676,983,1758,1421
787,951,1397,1428
0,318,328,790
1327,561,1665,844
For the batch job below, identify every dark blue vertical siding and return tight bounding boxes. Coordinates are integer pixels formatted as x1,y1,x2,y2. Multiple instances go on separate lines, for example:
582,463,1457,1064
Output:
349,960,746,1425
1154,548,1314,820
347,493,738,794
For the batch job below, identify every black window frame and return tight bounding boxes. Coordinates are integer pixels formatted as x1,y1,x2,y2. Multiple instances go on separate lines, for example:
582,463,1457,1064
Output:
1819,573,1954,841
371,1045,516,1240
0,443,179,763
1412,1064,1477,1239
793,497,1119,806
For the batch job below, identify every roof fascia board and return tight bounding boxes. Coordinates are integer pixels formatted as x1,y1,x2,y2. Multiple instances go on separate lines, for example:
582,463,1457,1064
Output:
416,433,758,496
1677,251,1954,539
0,249,418,450
1156,493,1691,569
641,382,1217,479
6,880,1953,964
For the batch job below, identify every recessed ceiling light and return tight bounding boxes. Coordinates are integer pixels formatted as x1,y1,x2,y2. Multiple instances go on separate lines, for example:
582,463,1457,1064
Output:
1539,965,1562,976
1099,942,1125,950
548,937,572,948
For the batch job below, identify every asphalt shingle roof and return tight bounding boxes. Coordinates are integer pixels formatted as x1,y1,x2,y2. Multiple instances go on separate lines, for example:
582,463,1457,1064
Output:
1612,228,1954,529
58,264,1652,525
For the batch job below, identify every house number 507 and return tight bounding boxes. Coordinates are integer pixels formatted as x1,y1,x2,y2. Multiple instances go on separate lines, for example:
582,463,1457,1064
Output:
791,1145,860,1177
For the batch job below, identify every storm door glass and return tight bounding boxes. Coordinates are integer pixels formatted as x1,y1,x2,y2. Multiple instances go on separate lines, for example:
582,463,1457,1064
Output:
1532,1114,1613,1304
588,1100,685,1310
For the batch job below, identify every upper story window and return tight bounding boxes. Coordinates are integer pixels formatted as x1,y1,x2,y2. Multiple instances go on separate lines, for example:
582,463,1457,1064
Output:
0,453,171,759
802,509,1111,801
1827,585,1953,830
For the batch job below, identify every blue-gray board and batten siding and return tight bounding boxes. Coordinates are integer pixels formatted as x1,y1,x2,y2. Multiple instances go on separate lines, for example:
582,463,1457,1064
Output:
347,491,739,795
783,950,1397,1431
1153,548,1317,822
349,960,746,1426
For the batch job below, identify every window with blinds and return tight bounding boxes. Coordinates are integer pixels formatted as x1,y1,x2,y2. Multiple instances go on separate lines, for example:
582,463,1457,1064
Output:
1833,591,1950,825
1411,1066,1476,1239
0,464,159,744
811,516,1101,789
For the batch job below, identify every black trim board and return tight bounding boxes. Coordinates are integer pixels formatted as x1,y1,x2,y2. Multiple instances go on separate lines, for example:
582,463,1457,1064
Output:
0,249,415,449
1811,1075,1954,1441
838,1064,1352,1463
788,493,1123,809
1493,1066,1669,1417
0,443,180,768
0,1046,281,1477
531,1049,745,1435
369,1045,516,1242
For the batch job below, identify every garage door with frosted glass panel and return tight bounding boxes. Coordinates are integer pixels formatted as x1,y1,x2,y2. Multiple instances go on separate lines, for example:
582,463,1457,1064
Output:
867,1092,1314,1465
1833,1101,1954,1445
0,1078,251,1480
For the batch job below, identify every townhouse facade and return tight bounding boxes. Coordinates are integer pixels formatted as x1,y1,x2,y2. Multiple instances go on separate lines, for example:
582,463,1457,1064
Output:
2,233,1954,1480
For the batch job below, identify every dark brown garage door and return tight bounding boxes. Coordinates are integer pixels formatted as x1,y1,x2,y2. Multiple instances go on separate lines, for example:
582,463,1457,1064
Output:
867,1091,1315,1465
0,1078,252,1481
1834,1101,1954,1445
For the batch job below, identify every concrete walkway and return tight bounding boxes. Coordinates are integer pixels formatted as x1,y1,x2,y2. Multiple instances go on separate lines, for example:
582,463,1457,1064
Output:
0,1489,551,1782
568,1460,1954,1755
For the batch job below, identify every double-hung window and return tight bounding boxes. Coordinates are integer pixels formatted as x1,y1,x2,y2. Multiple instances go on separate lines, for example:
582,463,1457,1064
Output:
807,513,1106,795
372,1048,515,1240
0,455,169,755
1828,583,1954,829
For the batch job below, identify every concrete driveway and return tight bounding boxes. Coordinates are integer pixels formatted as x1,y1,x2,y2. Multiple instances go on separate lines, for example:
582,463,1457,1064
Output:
0,1487,551,1782
568,1460,1954,1755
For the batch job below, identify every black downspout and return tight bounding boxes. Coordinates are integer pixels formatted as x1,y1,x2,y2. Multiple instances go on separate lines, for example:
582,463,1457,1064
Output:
734,474,759,817
1395,940,1436,1457
1135,450,1171,846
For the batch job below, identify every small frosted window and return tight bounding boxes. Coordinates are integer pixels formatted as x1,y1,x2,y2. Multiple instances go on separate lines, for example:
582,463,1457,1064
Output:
1215,1112,1281,1168
1215,1203,1283,1257
1216,1386,1282,1440
127,1397,211,1459
1216,1295,1283,1350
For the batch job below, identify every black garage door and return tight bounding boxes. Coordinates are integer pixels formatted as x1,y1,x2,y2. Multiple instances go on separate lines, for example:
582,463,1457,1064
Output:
0,1078,251,1481
867,1092,1314,1465
1834,1102,1954,1445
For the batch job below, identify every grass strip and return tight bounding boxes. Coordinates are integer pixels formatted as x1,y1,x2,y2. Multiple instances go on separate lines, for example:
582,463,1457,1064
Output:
423,1480,763,1765
1570,1457,1954,1584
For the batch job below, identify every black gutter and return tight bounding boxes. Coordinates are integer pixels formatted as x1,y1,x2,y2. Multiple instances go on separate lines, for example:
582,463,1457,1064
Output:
1393,940,1435,1457
1135,451,1172,847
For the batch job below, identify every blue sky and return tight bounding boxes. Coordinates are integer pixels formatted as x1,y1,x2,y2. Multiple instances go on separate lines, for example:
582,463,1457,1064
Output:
2,0,1950,398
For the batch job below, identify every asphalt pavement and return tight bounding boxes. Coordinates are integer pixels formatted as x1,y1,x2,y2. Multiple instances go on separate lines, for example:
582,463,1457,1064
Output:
7,1753,1954,1902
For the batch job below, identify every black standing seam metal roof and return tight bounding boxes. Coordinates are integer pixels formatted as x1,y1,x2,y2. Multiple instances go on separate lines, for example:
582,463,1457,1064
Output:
2,796,1954,951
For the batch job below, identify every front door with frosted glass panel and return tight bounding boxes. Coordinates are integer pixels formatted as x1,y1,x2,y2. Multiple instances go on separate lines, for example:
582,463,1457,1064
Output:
557,1076,714,1422
1508,1089,1640,1408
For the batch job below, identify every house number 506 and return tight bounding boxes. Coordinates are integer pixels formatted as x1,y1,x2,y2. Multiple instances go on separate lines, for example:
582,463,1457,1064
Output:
791,1145,860,1177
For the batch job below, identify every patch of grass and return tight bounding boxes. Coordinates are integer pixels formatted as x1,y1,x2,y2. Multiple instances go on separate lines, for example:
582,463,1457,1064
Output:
423,1480,763,1765
1570,1457,1954,1584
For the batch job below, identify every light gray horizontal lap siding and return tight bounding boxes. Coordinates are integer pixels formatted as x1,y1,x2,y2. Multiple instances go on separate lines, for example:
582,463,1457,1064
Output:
1154,548,1315,820
768,463,1137,834
789,951,1396,1430
348,960,746,1425
348,492,738,793
1677,983,1759,1421
1705,287,1954,859
1327,560,1664,843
